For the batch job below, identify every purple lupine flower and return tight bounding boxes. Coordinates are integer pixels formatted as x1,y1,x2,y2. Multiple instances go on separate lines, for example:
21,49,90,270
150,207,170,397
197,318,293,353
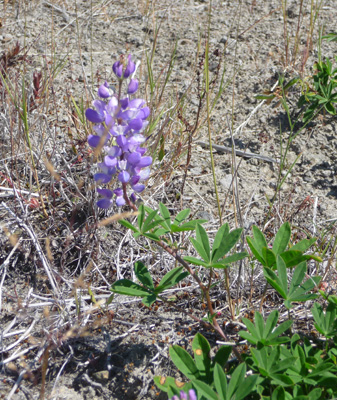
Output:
86,55,152,208
96,188,113,209
127,78,139,94
169,389,197,400
98,81,112,98
114,188,125,206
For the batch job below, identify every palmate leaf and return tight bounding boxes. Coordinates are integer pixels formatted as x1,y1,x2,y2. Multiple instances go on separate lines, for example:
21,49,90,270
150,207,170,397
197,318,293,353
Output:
250,346,296,385
239,310,292,346
263,257,320,310
155,204,208,234
212,227,243,262
187,224,245,269
193,363,258,400
312,303,337,338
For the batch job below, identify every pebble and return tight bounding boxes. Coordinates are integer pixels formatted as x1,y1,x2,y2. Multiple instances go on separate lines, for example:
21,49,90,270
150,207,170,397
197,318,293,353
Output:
93,370,109,382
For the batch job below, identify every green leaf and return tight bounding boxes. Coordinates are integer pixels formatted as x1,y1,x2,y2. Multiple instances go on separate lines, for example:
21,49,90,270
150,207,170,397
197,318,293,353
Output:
171,219,207,233
246,237,264,264
158,202,171,230
156,267,189,293
263,264,287,299
213,363,227,400
312,303,337,338
173,208,191,225
246,225,268,265
137,204,146,230
195,224,211,263
235,374,259,400
252,225,268,249
262,247,276,268
255,311,265,339
228,362,246,399
291,238,316,252
142,293,157,307
273,222,291,255
213,346,232,369
269,320,293,341
212,227,243,262
110,279,150,297
240,310,292,347
134,261,154,290
183,256,210,268
143,232,161,241
119,219,138,233
211,251,248,268
192,379,218,400
142,209,162,232
153,376,190,393
211,223,230,261
192,333,212,383
169,345,200,381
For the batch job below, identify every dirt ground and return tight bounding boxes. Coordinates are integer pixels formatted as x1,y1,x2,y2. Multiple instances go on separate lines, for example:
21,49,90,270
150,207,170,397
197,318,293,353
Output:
1,0,337,399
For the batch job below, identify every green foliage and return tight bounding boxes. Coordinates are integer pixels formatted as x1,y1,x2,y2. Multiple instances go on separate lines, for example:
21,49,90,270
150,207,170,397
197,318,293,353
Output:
110,261,188,307
153,203,208,235
322,33,337,42
154,333,258,400
312,303,337,339
184,223,248,269
263,256,321,310
247,222,321,270
256,76,300,105
239,310,293,347
249,345,297,386
298,56,337,123
120,204,207,242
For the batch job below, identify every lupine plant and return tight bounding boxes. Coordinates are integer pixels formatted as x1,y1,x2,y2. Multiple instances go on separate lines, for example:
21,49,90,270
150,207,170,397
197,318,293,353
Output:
85,54,152,209
86,57,337,400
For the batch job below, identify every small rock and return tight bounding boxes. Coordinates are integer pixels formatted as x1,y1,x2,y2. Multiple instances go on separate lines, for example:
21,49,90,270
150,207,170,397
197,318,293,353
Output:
93,370,109,382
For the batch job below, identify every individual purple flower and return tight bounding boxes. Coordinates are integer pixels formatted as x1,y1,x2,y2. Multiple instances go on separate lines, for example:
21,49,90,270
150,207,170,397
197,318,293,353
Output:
127,78,139,94
96,188,113,209
118,170,130,183
114,188,125,206
98,81,112,98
